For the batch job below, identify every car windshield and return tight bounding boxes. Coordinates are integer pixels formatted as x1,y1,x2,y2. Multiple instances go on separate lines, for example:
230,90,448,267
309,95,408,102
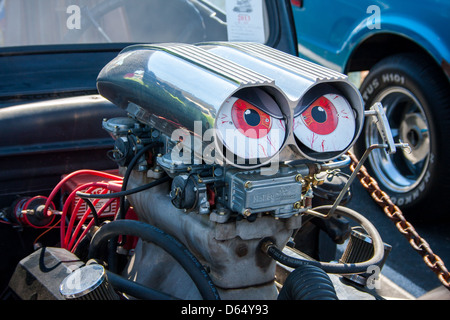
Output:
0,0,269,48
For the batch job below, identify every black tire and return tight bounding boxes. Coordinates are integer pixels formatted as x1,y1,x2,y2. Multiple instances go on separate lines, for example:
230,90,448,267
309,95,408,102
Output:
355,53,450,219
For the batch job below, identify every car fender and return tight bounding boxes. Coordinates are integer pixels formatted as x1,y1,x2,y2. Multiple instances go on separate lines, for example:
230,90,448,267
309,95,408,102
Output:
342,13,450,74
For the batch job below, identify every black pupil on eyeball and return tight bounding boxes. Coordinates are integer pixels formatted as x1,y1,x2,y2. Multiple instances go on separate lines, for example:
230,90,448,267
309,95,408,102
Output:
311,106,327,123
244,109,260,126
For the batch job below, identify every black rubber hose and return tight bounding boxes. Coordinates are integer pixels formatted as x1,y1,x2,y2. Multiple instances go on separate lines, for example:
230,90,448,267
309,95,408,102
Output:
79,197,100,226
277,264,338,300
263,205,385,275
108,141,162,272
119,141,163,220
76,175,170,199
87,219,220,300
105,270,179,300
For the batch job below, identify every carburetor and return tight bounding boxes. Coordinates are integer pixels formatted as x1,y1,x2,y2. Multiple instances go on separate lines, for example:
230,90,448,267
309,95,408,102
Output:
97,42,365,299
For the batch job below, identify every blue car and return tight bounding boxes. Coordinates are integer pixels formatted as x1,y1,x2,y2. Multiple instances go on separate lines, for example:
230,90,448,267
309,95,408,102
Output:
291,0,450,218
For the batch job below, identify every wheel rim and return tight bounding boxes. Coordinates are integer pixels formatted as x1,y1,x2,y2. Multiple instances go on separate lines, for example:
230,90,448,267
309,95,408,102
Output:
365,87,431,193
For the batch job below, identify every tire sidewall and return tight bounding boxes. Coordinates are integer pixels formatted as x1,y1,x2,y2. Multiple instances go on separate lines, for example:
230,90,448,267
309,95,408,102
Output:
357,55,441,211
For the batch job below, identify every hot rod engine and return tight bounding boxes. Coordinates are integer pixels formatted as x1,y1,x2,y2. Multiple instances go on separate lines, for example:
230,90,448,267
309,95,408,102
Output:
4,43,401,301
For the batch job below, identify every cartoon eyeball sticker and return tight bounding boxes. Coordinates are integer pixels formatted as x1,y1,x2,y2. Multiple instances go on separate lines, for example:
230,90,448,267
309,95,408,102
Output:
216,97,286,160
294,94,355,153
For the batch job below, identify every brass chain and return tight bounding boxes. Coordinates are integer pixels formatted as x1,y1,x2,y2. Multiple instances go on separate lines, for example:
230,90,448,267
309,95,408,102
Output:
347,151,450,291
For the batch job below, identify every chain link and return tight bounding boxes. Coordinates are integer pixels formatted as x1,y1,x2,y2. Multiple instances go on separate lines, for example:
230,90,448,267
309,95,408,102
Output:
347,151,450,291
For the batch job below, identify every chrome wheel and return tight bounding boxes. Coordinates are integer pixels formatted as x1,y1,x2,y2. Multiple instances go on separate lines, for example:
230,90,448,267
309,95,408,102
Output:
365,87,431,193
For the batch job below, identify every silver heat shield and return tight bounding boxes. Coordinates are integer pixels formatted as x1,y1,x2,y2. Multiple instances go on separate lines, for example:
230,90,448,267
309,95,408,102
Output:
97,43,291,168
97,42,364,166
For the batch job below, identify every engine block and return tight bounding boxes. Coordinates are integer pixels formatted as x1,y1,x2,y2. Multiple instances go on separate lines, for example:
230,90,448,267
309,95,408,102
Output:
123,169,303,299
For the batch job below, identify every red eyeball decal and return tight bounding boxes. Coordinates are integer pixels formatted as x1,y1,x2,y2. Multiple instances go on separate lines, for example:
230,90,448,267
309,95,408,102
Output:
231,99,272,139
294,94,355,153
216,97,286,160
301,96,338,135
